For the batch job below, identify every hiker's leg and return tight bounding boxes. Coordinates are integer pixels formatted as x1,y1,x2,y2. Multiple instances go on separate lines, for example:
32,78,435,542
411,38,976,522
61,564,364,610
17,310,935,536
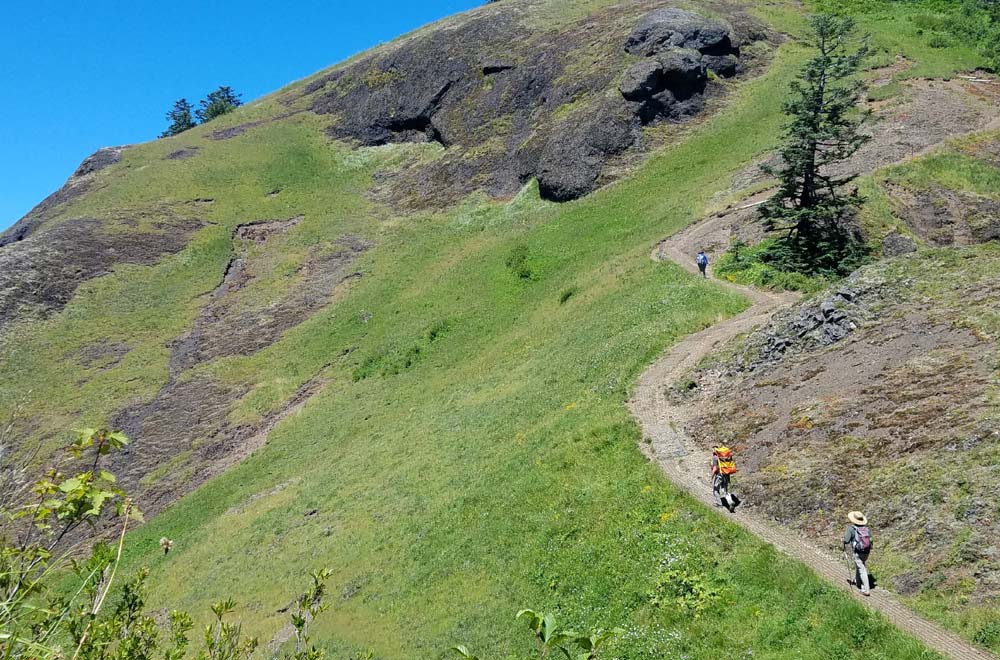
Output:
712,475,724,506
854,554,870,594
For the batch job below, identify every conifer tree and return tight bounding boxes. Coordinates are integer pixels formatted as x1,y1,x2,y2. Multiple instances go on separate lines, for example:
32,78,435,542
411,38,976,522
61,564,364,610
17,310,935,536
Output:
760,14,870,276
160,98,196,138
196,86,243,123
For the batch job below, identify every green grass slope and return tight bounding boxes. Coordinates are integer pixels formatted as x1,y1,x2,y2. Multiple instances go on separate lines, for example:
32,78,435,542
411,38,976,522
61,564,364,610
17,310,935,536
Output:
0,0,990,657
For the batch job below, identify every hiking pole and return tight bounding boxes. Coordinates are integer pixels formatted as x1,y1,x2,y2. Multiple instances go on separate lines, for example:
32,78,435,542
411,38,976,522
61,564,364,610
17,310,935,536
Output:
843,549,855,588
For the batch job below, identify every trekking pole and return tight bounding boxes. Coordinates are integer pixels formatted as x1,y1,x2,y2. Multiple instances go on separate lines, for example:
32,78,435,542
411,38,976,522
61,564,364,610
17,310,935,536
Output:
843,549,854,587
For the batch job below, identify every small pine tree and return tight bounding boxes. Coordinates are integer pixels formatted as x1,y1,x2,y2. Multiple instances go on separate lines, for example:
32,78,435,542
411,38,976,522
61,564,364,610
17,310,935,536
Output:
196,86,243,123
760,14,871,276
160,98,196,138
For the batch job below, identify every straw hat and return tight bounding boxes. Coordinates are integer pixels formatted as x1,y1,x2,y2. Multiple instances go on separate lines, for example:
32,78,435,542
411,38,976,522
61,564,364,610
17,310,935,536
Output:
847,511,868,526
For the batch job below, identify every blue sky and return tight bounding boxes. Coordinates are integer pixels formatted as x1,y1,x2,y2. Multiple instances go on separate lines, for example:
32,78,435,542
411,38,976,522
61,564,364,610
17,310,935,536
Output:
0,0,480,231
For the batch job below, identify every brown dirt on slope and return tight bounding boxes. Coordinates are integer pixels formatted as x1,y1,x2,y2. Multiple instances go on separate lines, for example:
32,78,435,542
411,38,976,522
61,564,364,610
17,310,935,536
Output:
723,73,1000,197
107,216,369,516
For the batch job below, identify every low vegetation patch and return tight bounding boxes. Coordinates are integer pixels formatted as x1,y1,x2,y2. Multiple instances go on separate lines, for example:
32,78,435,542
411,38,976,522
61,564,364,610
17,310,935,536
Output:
714,239,830,292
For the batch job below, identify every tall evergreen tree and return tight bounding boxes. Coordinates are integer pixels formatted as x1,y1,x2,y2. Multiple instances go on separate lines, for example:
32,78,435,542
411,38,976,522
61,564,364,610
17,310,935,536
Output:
760,14,870,276
196,86,243,123
160,98,196,138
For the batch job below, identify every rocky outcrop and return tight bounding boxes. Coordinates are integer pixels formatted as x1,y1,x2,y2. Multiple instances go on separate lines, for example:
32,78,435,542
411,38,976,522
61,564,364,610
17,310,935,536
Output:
890,184,1000,246
169,218,370,373
72,146,127,177
882,232,917,256
0,216,203,331
304,4,765,206
625,7,737,57
0,146,129,249
619,8,743,124
729,277,894,373
533,101,640,202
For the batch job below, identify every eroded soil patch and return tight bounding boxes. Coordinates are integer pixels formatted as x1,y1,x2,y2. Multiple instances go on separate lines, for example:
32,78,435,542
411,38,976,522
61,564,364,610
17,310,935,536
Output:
0,215,204,331
108,215,368,515
170,217,370,374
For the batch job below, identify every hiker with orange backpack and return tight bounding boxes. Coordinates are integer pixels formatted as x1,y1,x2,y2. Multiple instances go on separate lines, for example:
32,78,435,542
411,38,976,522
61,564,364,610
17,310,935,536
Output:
842,511,873,596
710,446,740,512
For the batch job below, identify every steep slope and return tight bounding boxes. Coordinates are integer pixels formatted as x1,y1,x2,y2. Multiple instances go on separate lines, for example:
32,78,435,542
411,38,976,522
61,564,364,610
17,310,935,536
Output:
677,130,1000,651
0,0,991,657
0,0,775,521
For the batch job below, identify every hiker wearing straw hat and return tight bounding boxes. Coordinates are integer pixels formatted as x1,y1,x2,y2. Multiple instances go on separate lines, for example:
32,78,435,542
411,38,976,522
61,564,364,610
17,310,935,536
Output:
842,511,873,596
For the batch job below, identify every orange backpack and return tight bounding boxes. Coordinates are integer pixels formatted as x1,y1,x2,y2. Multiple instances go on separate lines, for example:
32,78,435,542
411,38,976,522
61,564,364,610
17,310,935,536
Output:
714,446,737,475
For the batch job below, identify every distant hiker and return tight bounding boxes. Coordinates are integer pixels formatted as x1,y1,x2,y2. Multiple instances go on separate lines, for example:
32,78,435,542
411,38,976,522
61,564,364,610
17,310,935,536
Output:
696,251,709,278
710,446,740,512
843,511,873,596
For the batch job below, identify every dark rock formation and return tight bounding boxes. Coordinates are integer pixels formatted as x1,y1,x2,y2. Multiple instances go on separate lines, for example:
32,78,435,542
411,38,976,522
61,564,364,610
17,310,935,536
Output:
166,148,199,160
619,9,744,126
0,216,203,330
169,218,370,373
304,5,763,206
890,185,1000,246
73,146,127,177
732,279,895,373
534,101,640,202
625,8,736,57
883,232,918,256
0,146,130,248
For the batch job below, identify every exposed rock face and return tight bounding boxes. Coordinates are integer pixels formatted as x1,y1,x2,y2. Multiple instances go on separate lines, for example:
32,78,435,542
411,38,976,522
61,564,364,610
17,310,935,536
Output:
169,218,370,373
620,8,742,124
105,216,368,516
687,255,1000,605
883,232,917,256
625,7,737,57
0,146,129,249
728,276,893,373
73,146,127,177
534,101,639,202
890,184,1000,246
0,216,203,330
304,4,764,206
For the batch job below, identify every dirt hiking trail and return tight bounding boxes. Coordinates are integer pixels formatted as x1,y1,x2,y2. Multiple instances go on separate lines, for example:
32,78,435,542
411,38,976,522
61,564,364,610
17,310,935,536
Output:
628,72,1000,660
631,226,996,659
627,75,1000,660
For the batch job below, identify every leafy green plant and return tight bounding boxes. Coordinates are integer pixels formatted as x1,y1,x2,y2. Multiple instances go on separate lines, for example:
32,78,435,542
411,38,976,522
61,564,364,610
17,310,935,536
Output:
285,569,334,660
974,621,1000,648
453,609,621,660
201,599,258,660
505,244,534,280
648,566,721,617
353,319,453,381
714,239,829,292
1,425,336,660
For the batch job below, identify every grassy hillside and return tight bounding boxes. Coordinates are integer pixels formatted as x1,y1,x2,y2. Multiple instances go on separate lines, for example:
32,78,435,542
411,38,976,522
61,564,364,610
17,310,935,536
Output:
0,0,992,657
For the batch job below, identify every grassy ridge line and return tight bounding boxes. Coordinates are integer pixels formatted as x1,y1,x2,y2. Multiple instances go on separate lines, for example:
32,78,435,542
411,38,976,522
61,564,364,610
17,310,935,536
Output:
97,41,937,659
